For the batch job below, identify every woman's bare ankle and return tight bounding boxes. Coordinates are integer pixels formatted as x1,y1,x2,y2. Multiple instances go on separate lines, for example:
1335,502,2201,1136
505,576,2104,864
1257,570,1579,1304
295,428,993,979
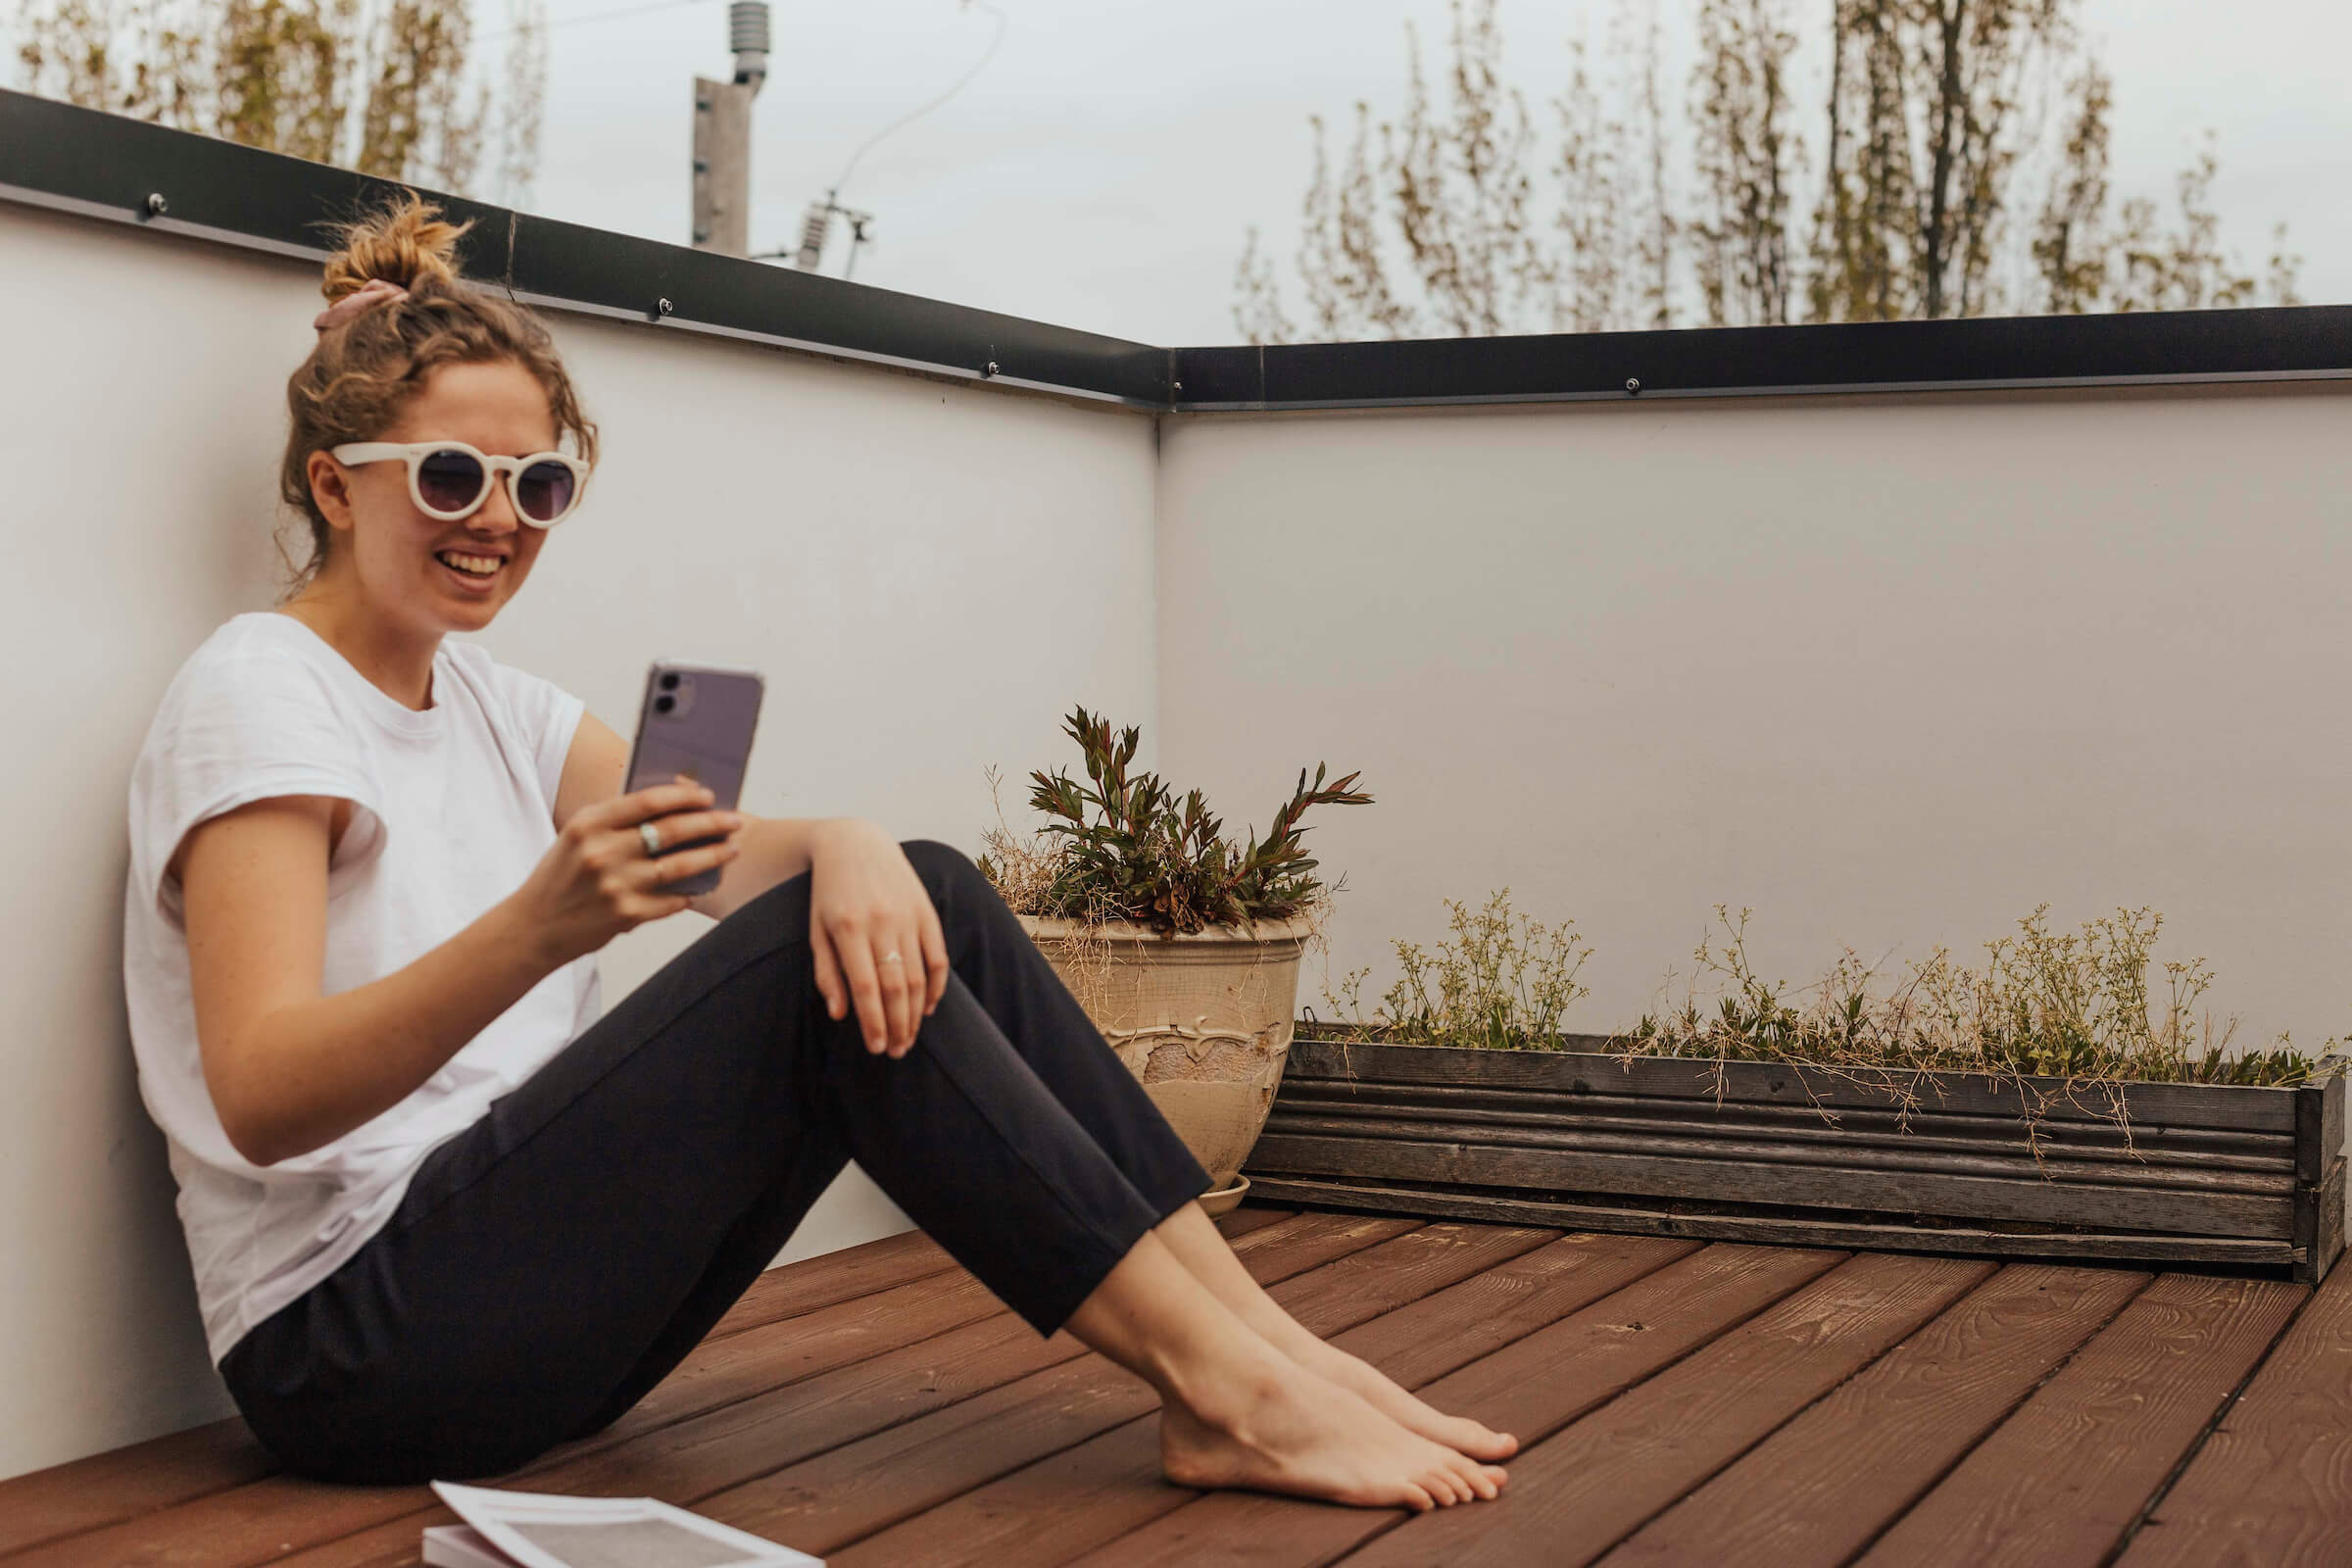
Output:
1154,1321,1300,1433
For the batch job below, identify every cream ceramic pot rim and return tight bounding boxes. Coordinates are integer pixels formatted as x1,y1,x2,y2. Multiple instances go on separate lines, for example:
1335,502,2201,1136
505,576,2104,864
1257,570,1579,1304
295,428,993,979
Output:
1016,913,1318,946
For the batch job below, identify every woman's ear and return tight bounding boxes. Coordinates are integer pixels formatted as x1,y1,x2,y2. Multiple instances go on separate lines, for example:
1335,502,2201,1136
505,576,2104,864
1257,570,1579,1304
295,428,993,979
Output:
306,450,359,535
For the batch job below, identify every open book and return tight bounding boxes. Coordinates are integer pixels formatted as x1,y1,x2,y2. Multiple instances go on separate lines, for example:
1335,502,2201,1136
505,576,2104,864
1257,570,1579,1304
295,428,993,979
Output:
423,1482,824,1568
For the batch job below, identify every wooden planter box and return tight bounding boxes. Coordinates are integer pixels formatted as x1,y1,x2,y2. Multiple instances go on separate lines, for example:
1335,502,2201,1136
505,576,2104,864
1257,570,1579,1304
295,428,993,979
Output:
1243,1034,2348,1282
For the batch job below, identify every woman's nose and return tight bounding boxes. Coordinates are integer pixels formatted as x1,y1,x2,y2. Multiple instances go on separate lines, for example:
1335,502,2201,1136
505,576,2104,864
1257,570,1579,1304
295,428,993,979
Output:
470,477,521,533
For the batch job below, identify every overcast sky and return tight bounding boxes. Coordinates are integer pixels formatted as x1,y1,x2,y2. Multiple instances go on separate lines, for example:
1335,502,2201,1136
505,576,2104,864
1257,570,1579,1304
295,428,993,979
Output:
498,0,2347,342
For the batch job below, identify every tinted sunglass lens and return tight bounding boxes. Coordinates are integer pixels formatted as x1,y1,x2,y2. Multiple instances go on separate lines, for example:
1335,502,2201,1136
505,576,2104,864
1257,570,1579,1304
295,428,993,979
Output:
416,448,487,514
515,460,576,523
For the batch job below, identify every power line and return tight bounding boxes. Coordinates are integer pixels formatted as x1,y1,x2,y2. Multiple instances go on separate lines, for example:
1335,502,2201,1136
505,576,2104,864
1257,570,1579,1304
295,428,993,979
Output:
752,1,1009,277
827,0,1005,197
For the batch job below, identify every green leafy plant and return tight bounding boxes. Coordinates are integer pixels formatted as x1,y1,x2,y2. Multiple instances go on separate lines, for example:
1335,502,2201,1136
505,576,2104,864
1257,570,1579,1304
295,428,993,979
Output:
979,707,1372,934
1320,889,1592,1051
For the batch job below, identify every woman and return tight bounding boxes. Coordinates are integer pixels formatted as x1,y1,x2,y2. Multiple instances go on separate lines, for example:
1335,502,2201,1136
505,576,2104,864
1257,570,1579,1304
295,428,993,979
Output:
122,196,1513,1506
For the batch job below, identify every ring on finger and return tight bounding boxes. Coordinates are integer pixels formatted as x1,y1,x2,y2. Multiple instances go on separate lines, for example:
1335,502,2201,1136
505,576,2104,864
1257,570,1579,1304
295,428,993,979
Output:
638,821,662,857
881,950,904,964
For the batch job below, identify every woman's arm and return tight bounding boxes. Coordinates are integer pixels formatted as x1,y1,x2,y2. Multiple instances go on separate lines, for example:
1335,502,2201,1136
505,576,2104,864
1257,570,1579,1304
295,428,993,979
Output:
178,776,740,1168
555,714,950,1058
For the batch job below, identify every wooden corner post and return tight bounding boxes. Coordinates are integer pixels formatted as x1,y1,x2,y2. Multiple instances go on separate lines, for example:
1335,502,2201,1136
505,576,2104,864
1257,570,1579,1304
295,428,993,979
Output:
2293,1074,2346,1285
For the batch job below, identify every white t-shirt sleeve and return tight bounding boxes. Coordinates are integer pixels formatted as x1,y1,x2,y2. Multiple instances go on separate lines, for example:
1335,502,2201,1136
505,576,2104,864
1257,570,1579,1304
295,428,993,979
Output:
128,647,383,924
477,656,587,808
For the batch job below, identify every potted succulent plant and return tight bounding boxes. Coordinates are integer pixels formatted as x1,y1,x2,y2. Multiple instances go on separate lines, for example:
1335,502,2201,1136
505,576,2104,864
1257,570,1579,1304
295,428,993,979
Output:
981,708,1371,1214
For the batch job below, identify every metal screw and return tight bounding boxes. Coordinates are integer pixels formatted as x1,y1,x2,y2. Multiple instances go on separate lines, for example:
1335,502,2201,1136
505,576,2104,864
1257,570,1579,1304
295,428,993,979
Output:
982,360,1000,378
656,298,674,317
1625,376,1642,395
144,192,168,218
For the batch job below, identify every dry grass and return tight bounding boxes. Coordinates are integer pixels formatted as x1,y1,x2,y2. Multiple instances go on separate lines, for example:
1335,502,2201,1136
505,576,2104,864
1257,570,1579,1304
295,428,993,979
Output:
979,763,1115,1005
1317,889,1592,1053
1312,892,2350,1159
976,763,1072,919
1620,904,2346,1090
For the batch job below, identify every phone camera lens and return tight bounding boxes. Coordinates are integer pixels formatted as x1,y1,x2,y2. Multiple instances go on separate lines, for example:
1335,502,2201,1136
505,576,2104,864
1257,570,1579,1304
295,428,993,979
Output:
659,672,681,692
654,694,676,714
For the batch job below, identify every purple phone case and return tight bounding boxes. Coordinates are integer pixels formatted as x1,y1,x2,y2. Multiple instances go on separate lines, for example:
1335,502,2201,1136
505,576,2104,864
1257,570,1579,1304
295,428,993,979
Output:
622,662,765,894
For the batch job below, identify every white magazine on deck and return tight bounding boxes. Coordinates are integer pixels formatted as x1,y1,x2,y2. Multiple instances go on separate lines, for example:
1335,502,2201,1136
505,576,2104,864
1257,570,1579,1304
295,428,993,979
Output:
425,1482,824,1568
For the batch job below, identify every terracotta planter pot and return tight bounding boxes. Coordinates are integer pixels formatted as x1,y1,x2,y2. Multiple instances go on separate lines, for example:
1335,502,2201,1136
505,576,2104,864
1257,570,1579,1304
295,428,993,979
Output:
1019,913,1315,1216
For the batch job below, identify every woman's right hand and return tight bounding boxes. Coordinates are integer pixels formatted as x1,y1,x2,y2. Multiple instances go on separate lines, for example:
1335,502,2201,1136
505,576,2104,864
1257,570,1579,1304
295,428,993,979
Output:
511,779,744,964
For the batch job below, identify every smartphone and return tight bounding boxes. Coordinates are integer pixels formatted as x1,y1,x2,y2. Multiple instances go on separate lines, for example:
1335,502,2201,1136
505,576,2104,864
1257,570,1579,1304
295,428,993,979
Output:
622,660,765,895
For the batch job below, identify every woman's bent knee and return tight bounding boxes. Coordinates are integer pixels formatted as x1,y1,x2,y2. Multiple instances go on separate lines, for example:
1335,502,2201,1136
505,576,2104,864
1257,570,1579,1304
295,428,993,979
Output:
900,837,986,895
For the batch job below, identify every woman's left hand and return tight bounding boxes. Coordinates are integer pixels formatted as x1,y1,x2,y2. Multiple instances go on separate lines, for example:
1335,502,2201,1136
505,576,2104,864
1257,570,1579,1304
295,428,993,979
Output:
808,821,950,1057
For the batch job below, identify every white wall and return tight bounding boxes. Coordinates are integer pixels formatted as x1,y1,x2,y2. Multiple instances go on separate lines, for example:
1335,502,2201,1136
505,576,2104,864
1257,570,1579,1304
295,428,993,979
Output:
1156,389,2352,1053
0,202,1157,1479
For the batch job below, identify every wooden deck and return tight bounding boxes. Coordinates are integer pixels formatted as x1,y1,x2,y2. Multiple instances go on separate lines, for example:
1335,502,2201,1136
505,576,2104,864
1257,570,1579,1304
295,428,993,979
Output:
6,1205,2352,1566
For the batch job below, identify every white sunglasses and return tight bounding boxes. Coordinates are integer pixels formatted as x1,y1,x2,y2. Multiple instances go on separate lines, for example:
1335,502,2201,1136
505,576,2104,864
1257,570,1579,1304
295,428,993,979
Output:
330,439,592,527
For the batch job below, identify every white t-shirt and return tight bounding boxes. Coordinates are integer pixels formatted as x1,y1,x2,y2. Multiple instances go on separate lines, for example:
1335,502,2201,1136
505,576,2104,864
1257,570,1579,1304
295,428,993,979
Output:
122,612,599,1366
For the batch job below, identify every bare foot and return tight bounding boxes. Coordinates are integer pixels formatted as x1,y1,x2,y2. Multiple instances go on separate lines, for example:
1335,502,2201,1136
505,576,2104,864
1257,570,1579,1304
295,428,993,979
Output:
1290,1342,1518,1462
1160,1360,1508,1511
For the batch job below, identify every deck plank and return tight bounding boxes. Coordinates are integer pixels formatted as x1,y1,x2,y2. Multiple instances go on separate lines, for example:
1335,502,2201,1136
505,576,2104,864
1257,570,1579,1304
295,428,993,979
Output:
1859,1273,2306,1568
1334,1250,1993,1568
1213,1204,1300,1240
89,1213,1404,1568
22,1207,2352,1568
711,1224,1561,1556
833,1233,1702,1568
594,1270,1006,1438
0,1266,1017,1568
1064,1242,1843,1568
702,1228,957,1343
0,1205,1285,1563
2116,1259,2352,1567
0,1417,274,1557
1597,1262,2150,1567
0,1243,968,1562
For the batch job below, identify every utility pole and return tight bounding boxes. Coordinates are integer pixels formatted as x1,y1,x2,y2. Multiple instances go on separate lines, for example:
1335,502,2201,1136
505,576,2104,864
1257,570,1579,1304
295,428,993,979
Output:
691,1,769,257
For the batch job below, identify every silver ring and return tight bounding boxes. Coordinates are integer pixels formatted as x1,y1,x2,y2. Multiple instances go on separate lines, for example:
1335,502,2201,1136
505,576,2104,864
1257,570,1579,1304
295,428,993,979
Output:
881,950,904,964
638,822,662,857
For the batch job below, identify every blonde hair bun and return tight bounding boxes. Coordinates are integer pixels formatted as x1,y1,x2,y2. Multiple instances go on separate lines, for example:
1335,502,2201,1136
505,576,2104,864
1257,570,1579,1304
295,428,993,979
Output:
319,192,471,303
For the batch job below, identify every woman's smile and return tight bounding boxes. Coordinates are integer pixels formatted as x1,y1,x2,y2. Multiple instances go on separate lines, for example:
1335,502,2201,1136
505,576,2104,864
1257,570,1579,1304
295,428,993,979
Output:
434,547,509,592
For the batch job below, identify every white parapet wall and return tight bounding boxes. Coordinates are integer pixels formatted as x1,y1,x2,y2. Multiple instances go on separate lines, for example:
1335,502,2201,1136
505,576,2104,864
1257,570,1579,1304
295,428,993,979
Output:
0,201,1158,1479
1155,389,2351,1056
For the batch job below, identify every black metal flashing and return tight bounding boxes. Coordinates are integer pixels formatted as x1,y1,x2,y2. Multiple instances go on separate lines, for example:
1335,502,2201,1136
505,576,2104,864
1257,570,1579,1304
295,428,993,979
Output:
1171,305,2352,410
8,89,2350,414
0,90,1171,408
